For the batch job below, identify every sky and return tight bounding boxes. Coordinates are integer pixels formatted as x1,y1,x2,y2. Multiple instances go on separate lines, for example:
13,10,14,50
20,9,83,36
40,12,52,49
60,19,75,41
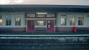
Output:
0,0,89,5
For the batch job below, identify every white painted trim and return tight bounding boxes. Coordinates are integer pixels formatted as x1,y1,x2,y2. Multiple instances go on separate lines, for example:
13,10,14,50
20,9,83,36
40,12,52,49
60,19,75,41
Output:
26,18,56,20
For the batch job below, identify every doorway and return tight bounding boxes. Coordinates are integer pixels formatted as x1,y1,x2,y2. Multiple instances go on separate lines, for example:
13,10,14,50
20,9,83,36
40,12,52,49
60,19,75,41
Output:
26,20,55,32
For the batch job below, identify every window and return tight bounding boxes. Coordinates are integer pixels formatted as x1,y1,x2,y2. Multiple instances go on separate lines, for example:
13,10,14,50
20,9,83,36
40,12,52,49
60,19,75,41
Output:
78,17,84,25
47,13,55,17
61,17,66,25
5,16,11,26
15,17,21,26
70,16,76,25
0,16,3,25
27,13,35,17
36,12,47,17
35,20,46,26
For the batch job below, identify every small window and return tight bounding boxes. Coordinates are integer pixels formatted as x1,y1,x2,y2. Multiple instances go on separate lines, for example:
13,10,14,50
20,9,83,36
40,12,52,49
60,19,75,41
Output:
47,13,55,17
70,16,76,25
61,17,66,25
36,12,47,17
5,16,11,26
78,17,84,25
36,14,46,17
15,17,21,26
27,13,35,17
0,16,3,25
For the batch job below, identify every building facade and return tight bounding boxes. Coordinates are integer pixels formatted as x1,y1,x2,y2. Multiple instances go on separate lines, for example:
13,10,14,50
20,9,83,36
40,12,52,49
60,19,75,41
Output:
0,5,89,32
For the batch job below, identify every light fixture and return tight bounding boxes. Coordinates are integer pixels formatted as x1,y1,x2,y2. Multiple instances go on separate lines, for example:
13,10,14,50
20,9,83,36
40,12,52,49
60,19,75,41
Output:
0,19,3,23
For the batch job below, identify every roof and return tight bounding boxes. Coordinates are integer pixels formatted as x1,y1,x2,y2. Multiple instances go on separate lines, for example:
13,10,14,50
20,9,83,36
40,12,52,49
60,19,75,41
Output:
0,5,89,12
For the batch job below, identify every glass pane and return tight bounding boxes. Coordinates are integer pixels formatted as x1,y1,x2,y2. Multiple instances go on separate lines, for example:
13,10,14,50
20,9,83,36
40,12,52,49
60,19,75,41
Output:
27,13,35,17
70,16,76,25
61,17,66,25
47,13,55,17
5,16,11,26
36,12,47,17
78,17,84,25
36,20,46,26
0,16,3,25
15,17,21,26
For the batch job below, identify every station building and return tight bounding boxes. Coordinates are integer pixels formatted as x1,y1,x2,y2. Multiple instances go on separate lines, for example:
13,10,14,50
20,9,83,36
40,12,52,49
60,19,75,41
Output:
0,5,89,50
0,5,89,32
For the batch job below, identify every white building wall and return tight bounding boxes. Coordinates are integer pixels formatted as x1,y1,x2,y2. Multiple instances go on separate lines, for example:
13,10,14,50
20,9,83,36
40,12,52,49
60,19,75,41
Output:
0,12,89,28
0,12,25,27
56,12,89,27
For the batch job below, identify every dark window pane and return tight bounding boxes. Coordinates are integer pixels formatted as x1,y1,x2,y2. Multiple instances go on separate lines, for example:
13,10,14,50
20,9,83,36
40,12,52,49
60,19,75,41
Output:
6,16,11,26
78,17,84,25
6,19,11,25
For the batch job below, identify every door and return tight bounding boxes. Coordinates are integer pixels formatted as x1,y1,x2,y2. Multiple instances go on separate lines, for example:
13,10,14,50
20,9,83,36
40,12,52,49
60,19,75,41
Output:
26,20,34,32
47,20,55,32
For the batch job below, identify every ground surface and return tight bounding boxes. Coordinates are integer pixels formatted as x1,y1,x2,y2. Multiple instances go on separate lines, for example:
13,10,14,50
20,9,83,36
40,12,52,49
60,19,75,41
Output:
0,32,89,50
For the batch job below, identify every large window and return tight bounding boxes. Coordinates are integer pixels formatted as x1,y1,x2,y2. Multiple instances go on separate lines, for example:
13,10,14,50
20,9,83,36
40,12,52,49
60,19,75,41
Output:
15,17,21,26
35,20,46,26
0,16,3,26
5,16,11,26
78,17,84,25
70,16,76,25
61,16,66,25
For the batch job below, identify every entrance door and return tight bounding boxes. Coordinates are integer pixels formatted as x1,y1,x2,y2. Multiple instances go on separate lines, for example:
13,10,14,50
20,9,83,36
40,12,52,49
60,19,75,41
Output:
47,20,55,32
26,20,34,32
